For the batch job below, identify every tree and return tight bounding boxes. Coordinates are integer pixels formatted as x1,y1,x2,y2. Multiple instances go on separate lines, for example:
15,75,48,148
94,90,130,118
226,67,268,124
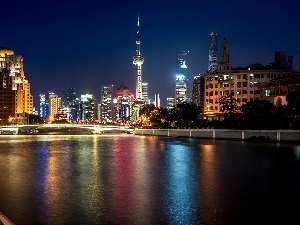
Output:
140,103,201,129
0,118,11,126
149,107,171,128
286,90,300,117
139,104,157,127
240,100,276,129
273,105,290,129
217,92,239,120
170,102,199,121
286,90,300,129
51,119,69,124
168,102,200,128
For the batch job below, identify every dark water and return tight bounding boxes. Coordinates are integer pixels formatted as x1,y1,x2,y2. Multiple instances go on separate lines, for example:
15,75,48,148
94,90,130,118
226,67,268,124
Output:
0,135,300,225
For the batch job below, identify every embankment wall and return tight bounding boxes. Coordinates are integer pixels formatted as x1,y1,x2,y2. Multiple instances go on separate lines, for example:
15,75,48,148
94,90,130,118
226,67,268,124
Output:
134,129,300,143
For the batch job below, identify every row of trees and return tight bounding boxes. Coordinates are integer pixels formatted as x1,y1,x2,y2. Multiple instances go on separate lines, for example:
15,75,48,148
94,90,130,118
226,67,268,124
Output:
139,90,300,130
139,102,200,129
0,114,44,126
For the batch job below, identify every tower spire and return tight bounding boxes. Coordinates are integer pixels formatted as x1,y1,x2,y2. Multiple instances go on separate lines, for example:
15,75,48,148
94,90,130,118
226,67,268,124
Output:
133,13,144,101
136,13,141,55
218,38,231,72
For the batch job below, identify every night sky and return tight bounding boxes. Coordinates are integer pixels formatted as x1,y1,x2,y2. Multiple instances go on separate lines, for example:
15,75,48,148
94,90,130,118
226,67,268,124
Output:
1,0,299,108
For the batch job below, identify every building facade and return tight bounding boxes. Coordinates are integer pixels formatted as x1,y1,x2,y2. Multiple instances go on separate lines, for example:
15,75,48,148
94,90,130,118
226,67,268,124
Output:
259,74,300,105
48,94,62,122
202,38,300,117
0,48,33,124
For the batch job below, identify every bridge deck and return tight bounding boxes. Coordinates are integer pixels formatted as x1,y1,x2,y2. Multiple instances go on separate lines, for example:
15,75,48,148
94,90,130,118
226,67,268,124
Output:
0,124,135,135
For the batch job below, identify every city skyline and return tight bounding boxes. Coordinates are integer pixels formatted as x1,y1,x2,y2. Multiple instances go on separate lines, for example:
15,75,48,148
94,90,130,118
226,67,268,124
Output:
0,0,299,108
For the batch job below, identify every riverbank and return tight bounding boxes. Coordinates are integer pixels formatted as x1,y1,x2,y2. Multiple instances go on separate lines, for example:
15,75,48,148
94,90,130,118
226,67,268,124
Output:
134,129,300,143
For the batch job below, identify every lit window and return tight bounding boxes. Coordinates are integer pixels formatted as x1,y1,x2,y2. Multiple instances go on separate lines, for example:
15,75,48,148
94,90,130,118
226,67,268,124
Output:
265,90,271,97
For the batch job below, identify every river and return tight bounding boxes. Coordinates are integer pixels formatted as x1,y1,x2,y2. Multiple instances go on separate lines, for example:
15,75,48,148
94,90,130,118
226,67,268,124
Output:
0,134,300,225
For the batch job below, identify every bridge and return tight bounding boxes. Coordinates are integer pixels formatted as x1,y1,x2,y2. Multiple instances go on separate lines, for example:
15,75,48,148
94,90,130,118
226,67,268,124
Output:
0,124,135,135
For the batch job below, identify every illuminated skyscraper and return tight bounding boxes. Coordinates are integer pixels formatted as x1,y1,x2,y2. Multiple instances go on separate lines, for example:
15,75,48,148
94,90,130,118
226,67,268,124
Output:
62,87,78,121
0,48,33,124
167,97,175,111
142,82,149,104
80,94,95,121
49,94,62,122
39,94,47,119
175,51,189,105
39,91,54,120
154,94,160,108
133,14,144,101
191,74,204,109
208,31,218,72
114,83,134,122
100,84,114,123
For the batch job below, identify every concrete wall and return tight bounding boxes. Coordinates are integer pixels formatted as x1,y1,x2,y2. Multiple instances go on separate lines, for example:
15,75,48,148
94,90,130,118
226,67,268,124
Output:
134,129,300,143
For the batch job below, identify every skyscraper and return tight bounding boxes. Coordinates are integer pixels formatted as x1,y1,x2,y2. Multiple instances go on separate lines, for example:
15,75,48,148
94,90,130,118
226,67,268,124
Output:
100,84,114,123
62,87,78,121
0,48,33,124
175,51,189,105
167,97,175,111
142,82,149,104
154,94,160,108
49,94,62,122
191,74,204,109
114,83,134,122
208,31,218,72
80,94,95,121
274,51,293,70
133,14,144,101
39,93,47,119
39,91,54,120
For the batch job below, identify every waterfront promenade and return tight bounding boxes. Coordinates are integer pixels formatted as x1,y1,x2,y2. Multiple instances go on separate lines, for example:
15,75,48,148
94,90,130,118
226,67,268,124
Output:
134,128,300,143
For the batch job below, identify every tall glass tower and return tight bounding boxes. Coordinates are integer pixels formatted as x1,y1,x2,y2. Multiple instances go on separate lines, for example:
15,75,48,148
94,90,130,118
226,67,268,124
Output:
208,31,218,72
62,87,78,121
175,51,189,105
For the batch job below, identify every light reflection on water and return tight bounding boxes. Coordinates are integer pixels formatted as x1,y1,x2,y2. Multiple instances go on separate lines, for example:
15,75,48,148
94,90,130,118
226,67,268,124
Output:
163,141,200,224
0,135,300,225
